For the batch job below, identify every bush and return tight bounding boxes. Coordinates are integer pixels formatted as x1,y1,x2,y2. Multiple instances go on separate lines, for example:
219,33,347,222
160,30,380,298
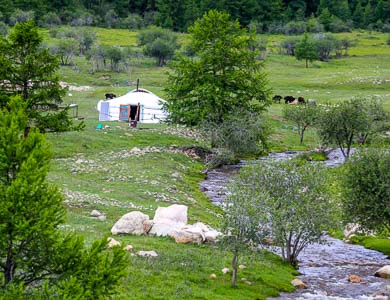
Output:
328,17,352,33
8,9,34,26
122,13,144,29
283,21,306,35
280,37,299,56
138,26,178,66
382,23,390,33
205,112,269,158
39,12,61,28
341,148,390,232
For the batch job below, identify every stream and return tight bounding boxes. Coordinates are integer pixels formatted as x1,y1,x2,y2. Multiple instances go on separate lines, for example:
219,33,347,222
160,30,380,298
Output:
199,149,390,300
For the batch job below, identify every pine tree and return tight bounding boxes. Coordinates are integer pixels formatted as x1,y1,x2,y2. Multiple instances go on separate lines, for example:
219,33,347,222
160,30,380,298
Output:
0,21,82,134
295,32,318,68
0,97,127,296
0,96,65,285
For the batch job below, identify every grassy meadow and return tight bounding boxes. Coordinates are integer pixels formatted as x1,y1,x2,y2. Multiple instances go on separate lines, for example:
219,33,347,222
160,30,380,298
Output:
45,27,389,298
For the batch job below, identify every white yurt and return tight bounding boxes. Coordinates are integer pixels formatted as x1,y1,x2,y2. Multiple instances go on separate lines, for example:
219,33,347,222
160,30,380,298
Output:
97,88,167,123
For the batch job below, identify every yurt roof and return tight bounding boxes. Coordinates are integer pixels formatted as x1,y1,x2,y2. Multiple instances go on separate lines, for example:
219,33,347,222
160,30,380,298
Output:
104,88,164,109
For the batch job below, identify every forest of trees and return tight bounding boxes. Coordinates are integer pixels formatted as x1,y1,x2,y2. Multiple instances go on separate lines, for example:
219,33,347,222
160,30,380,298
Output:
0,0,389,33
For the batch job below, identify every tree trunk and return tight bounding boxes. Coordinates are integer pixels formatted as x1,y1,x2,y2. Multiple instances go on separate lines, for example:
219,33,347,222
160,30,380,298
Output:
231,253,238,287
5,243,15,285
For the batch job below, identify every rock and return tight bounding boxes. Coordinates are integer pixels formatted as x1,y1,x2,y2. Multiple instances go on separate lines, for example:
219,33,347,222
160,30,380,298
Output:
222,268,230,274
123,245,134,252
107,237,121,248
375,266,390,279
154,204,188,224
90,209,103,217
239,265,247,270
210,273,217,279
171,228,204,244
291,278,307,289
97,215,106,221
149,204,188,236
204,230,221,242
348,274,364,283
137,250,158,257
244,281,253,285
111,211,152,235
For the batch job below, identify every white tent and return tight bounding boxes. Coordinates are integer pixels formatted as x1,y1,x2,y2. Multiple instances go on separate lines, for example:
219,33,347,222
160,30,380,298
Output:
97,88,167,123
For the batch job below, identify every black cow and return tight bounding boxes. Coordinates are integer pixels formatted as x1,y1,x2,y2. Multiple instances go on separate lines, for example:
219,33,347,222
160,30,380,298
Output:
298,96,305,104
105,93,116,100
272,95,283,103
284,96,295,104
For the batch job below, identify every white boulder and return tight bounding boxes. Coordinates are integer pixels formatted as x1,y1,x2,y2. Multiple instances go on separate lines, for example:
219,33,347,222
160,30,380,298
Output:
149,204,188,236
137,250,158,257
375,265,390,279
111,211,152,235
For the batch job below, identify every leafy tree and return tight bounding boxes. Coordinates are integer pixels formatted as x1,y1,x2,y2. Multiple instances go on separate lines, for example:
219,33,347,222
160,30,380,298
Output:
50,38,78,65
221,177,267,287
0,97,127,296
341,148,390,232
138,26,178,66
205,110,269,156
240,161,337,267
283,104,318,144
295,33,318,68
164,10,270,126
313,33,339,61
8,9,35,26
0,21,81,134
316,98,389,158
280,37,299,56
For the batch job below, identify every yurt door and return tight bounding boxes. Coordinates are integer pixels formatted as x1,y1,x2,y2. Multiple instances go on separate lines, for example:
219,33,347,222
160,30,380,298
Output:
119,104,130,121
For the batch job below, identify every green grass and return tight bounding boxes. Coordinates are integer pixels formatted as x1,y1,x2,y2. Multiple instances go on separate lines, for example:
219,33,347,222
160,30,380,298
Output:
41,28,390,298
350,236,390,258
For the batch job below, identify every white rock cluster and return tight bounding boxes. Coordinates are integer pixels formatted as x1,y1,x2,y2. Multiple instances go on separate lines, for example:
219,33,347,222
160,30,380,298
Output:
110,204,222,244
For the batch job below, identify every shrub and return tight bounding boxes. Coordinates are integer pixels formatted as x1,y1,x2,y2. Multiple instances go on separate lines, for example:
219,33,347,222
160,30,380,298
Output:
341,148,390,232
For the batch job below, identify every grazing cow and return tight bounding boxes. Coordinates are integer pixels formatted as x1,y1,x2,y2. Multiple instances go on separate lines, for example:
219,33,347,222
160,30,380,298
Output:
298,96,305,104
284,96,295,104
105,93,116,100
272,95,283,103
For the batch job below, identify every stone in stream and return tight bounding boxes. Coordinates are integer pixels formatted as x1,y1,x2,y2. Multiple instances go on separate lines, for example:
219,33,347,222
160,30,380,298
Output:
375,265,390,279
348,274,364,283
291,278,308,289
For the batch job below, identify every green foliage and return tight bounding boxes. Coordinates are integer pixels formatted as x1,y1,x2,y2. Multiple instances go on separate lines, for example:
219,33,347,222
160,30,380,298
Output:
164,10,270,126
0,21,81,133
316,98,390,158
239,161,338,267
221,179,269,287
204,111,269,157
295,33,319,68
283,104,319,143
341,148,390,232
0,97,127,297
138,26,178,66
49,38,78,65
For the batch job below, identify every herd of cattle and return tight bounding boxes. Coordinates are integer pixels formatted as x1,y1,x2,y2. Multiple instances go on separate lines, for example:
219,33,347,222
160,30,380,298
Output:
272,95,305,104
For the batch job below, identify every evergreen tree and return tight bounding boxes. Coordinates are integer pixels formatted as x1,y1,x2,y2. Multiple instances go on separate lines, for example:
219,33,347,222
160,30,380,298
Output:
0,21,82,134
295,32,318,68
353,0,365,28
164,10,270,126
0,96,127,296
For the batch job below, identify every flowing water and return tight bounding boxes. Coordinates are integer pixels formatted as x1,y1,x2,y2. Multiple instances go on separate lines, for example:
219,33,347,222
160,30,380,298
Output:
199,149,390,300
